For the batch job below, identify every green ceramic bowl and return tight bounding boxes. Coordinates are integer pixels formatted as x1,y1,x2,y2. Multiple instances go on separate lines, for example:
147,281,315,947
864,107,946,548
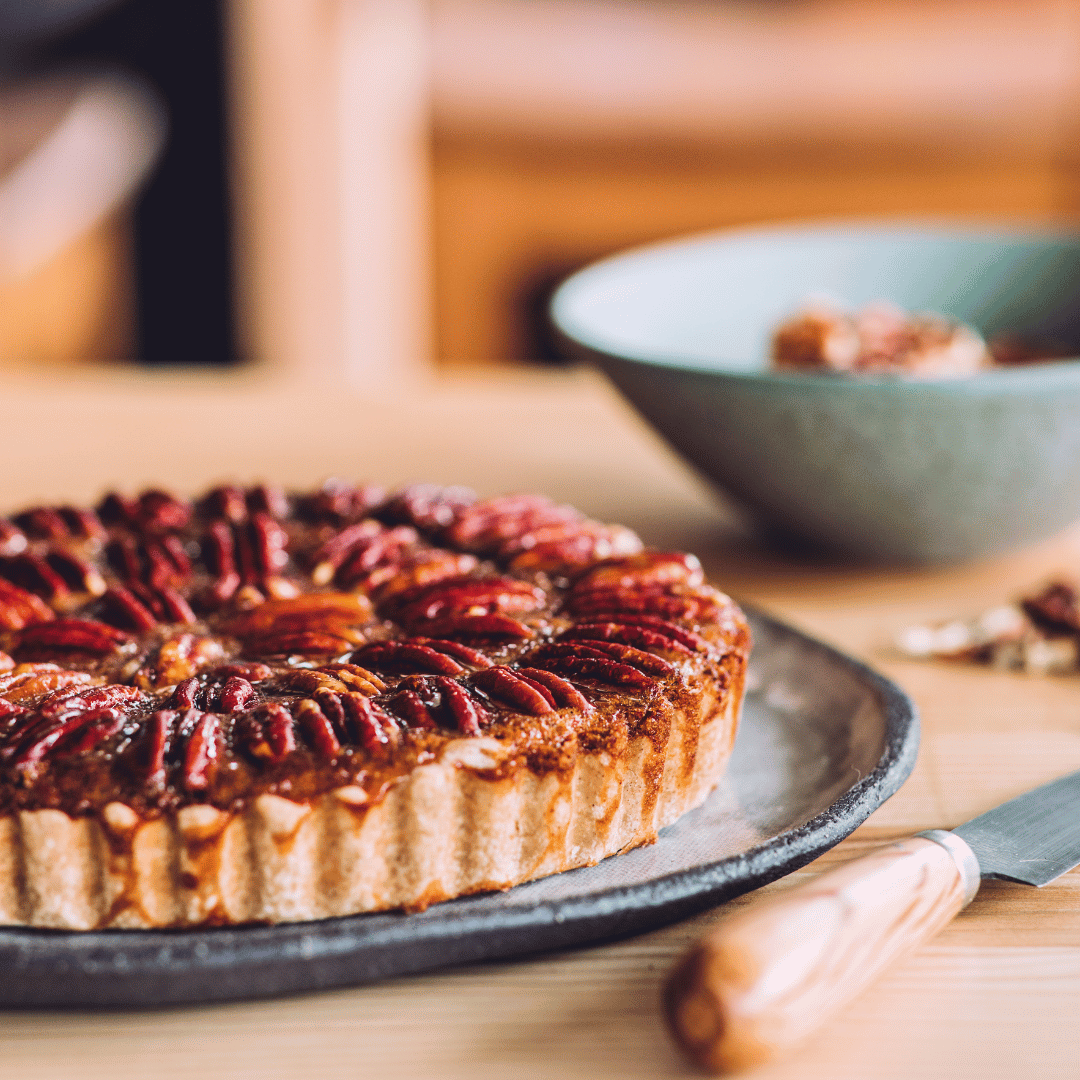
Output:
550,222,1080,564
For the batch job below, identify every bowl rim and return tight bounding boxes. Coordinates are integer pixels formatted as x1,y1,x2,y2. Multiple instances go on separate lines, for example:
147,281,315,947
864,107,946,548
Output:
549,216,1080,391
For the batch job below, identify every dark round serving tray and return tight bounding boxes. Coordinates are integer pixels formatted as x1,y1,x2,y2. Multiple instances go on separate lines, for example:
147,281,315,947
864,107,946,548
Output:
0,609,917,1007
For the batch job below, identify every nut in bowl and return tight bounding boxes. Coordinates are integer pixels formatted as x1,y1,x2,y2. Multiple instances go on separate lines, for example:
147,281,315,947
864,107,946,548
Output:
549,222,1080,565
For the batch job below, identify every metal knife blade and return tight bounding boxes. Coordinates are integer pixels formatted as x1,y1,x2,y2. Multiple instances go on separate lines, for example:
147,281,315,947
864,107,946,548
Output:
952,767,1080,886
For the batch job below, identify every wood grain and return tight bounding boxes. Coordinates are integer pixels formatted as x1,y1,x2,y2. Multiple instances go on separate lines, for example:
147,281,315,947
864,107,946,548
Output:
666,837,969,1072
0,366,1078,1079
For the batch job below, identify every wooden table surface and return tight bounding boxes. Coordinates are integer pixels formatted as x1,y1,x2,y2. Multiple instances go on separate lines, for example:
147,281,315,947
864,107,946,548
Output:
1,365,1078,1079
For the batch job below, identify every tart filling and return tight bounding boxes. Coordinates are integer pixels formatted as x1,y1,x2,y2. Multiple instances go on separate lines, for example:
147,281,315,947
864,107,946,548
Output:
0,483,749,928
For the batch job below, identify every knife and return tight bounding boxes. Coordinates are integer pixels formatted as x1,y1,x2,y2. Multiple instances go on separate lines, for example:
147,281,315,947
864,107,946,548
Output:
664,768,1080,1073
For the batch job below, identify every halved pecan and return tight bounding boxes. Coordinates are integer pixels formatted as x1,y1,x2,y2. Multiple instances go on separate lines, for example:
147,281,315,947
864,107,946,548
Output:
410,638,493,668
312,687,398,752
545,638,675,677
432,676,488,736
471,667,554,716
506,522,642,573
0,553,70,604
293,698,341,757
159,535,193,579
200,485,248,524
382,483,475,532
58,506,106,541
171,677,202,709
362,550,478,601
578,613,711,653
296,480,385,525
136,634,223,690
100,585,158,632
0,519,27,557
342,692,397,752
1021,580,1080,636
319,663,386,695
445,494,581,553
310,520,384,585
154,584,197,625
213,662,275,681
45,550,106,596
37,683,142,720
18,618,130,655
498,520,596,559
237,703,296,763
106,536,143,582
218,676,256,712
0,700,28,729
251,512,289,575
0,578,55,630
143,542,183,590
515,667,595,712
277,668,349,695
523,645,655,692
233,521,258,586
276,662,386,697
386,688,436,729
242,630,361,657
203,521,241,603
138,490,191,533
142,709,176,784
573,551,704,592
14,507,70,540
98,492,140,528
127,581,174,623
566,586,720,622
50,708,128,759
181,711,219,789
247,483,289,519
334,526,418,589
351,640,464,676
389,576,544,628
0,667,94,707
11,713,99,768
221,593,372,638
8,685,141,763
420,614,535,640
562,621,692,655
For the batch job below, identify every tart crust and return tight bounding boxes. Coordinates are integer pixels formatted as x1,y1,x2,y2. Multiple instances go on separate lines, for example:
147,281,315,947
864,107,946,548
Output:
0,483,749,929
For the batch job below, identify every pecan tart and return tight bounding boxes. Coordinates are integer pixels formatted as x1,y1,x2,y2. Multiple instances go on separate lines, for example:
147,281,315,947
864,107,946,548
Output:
0,483,750,929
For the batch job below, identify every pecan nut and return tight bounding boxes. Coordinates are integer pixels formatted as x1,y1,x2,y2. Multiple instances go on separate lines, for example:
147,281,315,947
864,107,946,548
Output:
293,698,341,757
562,621,692,655
432,676,488,736
471,667,554,716
523,645,656,692
546,638,676,677
182,711,219,790
18,618,130,655
573,551,703,592
350,641,465,676
515,667,595,712
0,578,54,630
238,703,296,763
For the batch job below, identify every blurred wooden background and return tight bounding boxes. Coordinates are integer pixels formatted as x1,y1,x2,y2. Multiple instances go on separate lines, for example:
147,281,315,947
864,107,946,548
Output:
2,0,1080,373
429,0,1080,365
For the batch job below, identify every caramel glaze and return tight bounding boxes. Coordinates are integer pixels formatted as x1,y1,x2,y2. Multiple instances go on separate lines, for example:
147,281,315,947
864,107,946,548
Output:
0,484,750,832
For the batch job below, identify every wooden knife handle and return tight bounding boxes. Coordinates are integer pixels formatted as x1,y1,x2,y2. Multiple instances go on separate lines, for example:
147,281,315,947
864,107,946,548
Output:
664,834,980,1073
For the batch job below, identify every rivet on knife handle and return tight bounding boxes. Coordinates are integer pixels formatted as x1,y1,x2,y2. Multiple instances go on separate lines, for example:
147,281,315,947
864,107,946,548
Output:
664,834,980,1073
